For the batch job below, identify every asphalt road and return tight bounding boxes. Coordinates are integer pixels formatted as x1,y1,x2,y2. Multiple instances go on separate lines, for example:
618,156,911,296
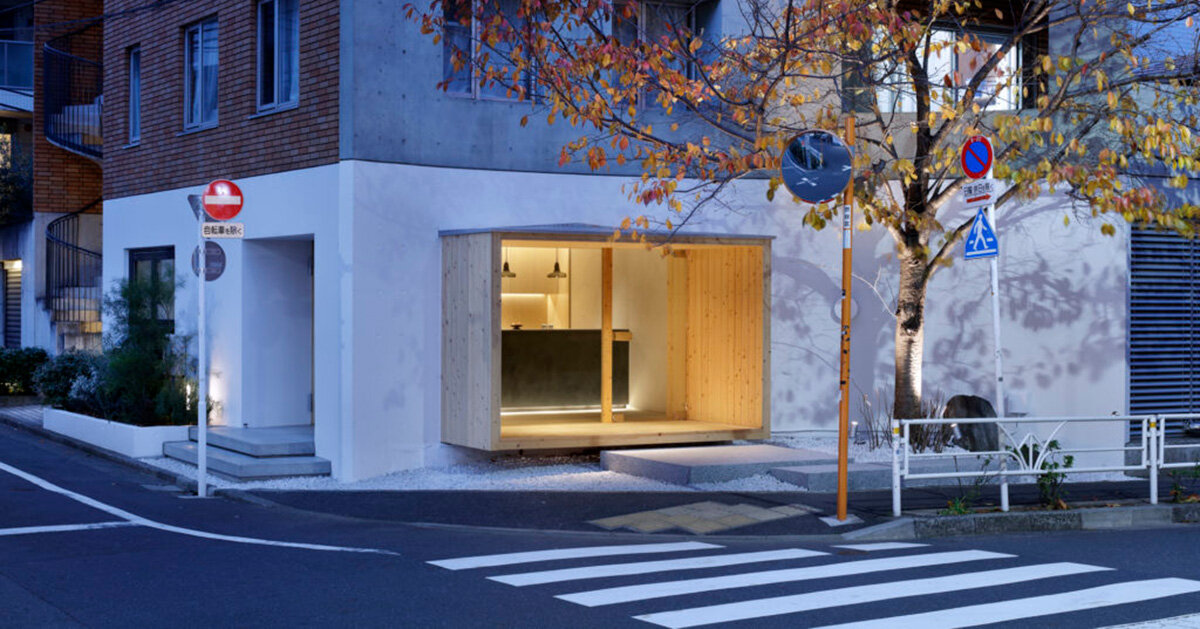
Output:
4,421,1200,628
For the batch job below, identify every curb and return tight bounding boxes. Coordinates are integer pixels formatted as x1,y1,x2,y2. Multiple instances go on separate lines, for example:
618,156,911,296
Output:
0,408,198,492
904,503,1200,539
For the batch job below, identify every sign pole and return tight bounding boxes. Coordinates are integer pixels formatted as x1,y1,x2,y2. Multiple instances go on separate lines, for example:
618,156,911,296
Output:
196,214,208,497
836,116,855,522
986,168,1007,512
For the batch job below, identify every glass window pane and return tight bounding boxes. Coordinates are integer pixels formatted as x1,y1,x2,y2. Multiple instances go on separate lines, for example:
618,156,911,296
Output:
279,0,299,103
186,27,201,125
259,1,276,106
443,0,473,94
202,20,219,123
129,48,140,141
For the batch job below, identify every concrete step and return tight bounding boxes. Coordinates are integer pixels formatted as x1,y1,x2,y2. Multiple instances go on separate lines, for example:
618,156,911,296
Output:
162,441,331,481
188,425,315,457
600,444,839,485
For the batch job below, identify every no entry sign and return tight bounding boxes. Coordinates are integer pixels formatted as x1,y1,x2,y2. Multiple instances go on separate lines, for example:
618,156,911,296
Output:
960,136,993,179
202,179,243,221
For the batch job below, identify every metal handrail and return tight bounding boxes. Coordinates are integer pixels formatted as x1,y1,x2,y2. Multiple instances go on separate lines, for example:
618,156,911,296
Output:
45,198,102,327
41,25,101,160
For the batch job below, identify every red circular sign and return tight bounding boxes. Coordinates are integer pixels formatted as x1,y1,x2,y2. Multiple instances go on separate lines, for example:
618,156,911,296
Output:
960,136,993,179
202,179,243,221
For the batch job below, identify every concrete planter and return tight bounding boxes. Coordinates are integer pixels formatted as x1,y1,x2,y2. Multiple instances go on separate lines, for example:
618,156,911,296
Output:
44,408,190,458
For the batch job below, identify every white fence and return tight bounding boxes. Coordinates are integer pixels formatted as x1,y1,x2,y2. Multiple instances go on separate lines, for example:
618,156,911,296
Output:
889,414,1200,516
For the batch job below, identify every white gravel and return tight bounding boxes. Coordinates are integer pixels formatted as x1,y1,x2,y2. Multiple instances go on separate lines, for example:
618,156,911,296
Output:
141,433,1138,492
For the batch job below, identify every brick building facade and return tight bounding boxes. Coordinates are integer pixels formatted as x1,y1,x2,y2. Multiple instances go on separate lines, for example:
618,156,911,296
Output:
102,0,339,200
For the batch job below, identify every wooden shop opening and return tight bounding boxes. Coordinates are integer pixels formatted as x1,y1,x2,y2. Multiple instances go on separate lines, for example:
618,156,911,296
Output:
440,225,772,451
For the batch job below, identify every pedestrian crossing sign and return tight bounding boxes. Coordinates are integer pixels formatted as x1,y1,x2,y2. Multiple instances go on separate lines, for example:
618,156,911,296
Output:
964,208,998,260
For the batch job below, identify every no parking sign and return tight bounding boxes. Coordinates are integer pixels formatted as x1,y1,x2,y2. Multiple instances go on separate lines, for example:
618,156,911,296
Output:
960,136,993,179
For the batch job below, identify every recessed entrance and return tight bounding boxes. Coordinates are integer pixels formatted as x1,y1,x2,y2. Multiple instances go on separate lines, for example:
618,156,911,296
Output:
441,225,772,451
243,237,314,428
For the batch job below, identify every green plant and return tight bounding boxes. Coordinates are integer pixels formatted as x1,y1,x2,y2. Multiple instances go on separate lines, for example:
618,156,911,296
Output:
33,351,101,411
100,276,196,426
939,457,995,516
1011,439,1075,509
0,347,48,395
1168,461,1200,503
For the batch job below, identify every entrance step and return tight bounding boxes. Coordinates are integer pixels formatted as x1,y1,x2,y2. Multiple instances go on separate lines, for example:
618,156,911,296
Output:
601,444,838,485
187,425,315,457
162,441,331,480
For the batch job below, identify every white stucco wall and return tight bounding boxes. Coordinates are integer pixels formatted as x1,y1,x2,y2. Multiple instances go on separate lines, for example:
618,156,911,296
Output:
102,159,1131,480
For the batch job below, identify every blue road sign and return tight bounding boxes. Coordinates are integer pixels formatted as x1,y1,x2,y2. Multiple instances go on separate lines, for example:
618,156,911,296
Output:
964,208,999,259
960,136,993,179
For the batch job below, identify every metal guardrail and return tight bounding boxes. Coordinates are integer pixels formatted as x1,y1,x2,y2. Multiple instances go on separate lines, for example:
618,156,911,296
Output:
42,26,101,160
890,414,1177,516
46,199,102,326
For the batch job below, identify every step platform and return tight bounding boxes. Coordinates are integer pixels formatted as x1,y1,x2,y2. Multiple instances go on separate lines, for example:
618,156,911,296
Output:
187,425,315,457
601,444,838,485
163,441,331,481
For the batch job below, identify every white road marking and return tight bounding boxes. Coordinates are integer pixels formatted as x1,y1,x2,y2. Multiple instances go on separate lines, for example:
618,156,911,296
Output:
429,542,721,571
489,548,826,586
833,542,928,552
814,578,1200,629
558,549,1014,607
1101,612,1200,628
0,459,400,556
634,562,1111,628
0,521,139,537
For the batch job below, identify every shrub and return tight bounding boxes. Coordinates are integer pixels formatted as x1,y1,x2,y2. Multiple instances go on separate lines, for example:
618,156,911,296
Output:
100,277,196,426
33,352,101,411
0,347,49,395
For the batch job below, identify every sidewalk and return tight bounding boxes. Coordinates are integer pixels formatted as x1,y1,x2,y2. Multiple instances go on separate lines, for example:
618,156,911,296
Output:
1,404,1190,540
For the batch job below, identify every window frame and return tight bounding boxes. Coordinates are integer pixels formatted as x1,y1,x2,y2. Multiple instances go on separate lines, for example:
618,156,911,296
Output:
127,45,141,144
442,0,539,102
183,17,219,130
256,0,300,113
614,0,703,81
128,246,176,333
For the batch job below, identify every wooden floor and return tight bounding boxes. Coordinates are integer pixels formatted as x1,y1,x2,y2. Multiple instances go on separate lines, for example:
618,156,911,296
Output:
498,410,764,450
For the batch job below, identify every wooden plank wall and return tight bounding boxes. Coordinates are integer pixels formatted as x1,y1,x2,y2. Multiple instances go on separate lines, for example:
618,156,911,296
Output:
441,233,501,450
666,252,689,420
685,246,765,428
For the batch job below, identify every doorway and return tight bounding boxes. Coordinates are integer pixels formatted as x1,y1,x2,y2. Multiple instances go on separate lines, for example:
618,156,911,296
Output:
242,237,314,427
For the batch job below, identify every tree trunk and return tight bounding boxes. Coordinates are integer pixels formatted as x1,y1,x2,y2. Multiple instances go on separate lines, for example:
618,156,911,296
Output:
894,253,927,419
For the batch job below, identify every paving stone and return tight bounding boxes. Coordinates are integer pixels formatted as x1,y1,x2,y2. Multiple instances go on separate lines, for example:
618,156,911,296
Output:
628,519,678,533
678,520,727,534
716,514,758,528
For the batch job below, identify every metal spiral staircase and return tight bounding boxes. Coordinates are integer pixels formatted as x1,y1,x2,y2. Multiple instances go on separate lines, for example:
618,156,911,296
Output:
42,24,103,351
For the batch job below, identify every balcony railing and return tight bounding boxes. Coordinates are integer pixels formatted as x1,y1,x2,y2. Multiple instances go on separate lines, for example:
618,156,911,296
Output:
0,40,32,90
42,25,101,160
46,199,102,327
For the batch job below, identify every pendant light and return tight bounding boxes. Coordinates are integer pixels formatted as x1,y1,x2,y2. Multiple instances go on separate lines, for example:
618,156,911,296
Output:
547,248,567,278
501,247,517,278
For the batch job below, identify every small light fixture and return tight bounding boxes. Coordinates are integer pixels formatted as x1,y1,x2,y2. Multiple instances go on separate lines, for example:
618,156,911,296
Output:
501,248,517,278
547,248,567,278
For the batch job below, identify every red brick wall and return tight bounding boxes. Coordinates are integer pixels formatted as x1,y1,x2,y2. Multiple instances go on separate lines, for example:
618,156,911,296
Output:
34,0,103,214
103,0,339,200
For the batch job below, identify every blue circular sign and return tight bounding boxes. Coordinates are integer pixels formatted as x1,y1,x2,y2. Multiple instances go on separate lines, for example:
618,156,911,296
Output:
960,136,993,179
780,131,853,204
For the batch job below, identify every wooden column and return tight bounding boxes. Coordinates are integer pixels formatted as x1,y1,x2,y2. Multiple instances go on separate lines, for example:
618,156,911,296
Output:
601,247,613,423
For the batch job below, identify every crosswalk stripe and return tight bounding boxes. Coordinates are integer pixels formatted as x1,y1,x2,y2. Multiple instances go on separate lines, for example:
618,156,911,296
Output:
833,542,928,552
427,542,722,571
812,578,1200,629
633,562,1110,628
558,549,1014,607
489,548,827,587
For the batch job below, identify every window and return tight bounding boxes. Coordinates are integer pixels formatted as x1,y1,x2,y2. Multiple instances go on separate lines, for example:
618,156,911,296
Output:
846,27,1021,113
128,46,141,143
442,0,536,100
257,0,299,111
184,18,219,129
129,247,175,332
614,0,708,81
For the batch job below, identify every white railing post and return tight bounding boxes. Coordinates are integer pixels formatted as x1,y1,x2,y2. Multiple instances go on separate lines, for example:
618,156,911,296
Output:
999,417,1010,512
892,418,901,517
1149,416,1158,505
